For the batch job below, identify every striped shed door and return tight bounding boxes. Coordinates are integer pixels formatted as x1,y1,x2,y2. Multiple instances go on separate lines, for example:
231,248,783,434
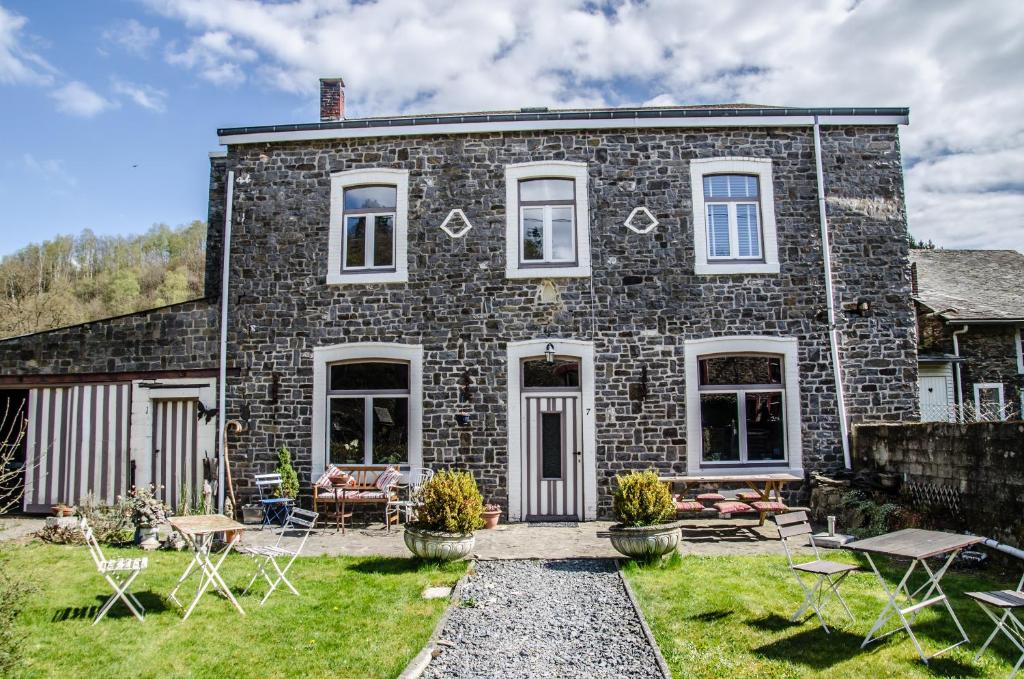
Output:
151,398,201,513
23,384,131,513
521,394,584,520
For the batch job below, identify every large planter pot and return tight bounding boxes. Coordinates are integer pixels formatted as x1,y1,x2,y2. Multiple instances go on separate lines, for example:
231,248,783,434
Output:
608,523,681,560
135,526,161,551
404,525,475,561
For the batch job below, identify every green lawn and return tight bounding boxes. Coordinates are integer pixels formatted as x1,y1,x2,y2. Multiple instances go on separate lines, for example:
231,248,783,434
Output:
624,553,1020,678
4,542,464,679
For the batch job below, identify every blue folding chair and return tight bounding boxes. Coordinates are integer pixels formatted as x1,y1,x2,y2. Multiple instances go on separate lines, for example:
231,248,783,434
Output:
254,473,293,529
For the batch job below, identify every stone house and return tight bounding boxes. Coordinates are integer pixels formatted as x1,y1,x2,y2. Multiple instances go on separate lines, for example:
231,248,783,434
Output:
0,79,918,520
911,249,1024,422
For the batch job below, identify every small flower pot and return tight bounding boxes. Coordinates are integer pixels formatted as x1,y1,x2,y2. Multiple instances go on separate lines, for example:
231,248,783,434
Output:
404,525,475,561
608,523,681,561
481,510,501,529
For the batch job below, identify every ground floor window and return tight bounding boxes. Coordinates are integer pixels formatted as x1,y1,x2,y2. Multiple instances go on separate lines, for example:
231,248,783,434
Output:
328,361,409,465
698,355,786,463
973,382,1006,421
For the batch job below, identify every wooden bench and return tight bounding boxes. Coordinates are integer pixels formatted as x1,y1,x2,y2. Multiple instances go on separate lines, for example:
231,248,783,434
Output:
312,465,401,534
659,473,801,526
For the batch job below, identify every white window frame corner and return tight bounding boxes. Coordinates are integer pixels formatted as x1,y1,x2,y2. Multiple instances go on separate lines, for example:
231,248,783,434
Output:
690,157,780,275
973,382,1006,420
683,335,802,476
311,342,423,478
504,161,591,280
327,168,410,285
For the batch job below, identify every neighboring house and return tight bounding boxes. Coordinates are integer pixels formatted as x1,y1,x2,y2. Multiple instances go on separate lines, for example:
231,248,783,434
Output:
911,249,1024,422
0,79,919,519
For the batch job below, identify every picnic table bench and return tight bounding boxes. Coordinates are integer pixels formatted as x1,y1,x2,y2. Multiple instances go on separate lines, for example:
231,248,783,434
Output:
659,473,801,526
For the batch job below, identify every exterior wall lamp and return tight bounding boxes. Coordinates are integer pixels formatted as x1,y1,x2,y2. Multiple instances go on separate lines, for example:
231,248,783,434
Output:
544,342,556,364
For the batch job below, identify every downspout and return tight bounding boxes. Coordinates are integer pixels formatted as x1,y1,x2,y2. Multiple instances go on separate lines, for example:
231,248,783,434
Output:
812,117,852,469
952,324,969,422
217,170,235,513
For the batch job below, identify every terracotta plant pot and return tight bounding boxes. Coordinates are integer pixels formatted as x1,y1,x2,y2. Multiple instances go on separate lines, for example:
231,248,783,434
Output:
608,523,681,561
51,504,74,517
404,525,475,561
481,510,501,529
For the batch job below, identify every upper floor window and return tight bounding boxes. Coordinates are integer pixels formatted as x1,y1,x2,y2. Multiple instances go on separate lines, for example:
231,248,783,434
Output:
505,161,591,279
690,158,779,275
328,168,409,285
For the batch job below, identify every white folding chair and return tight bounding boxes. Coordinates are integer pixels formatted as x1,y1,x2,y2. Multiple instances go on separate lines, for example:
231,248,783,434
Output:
775,511,858,633
238,507,318,605
967,540,1024,678
80,517,148,624
389,467,434,524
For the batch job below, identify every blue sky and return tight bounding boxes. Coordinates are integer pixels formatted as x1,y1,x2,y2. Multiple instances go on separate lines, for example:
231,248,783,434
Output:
1,0,1022,256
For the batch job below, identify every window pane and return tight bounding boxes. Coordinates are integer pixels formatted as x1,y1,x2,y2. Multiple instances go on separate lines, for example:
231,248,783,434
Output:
330,362,409,391
541,412,563,478
977,387,1003,421
551,207,574,261
745,392,785,460
344,185,397,210
704,174,758,199
523,359,580,388
700,393,740,461
522,207,544,261
700,356,782,386
706,204,731,258
345,216,366,268
372,397,408,464
520,178,574,202
373,215,394,267
736,204,761,258
329,398,364,465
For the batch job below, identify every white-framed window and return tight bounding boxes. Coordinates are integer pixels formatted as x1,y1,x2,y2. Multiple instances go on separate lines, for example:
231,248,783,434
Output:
973,382,1006,421
505,161,591,279
327,168,409,285
311,342,423,475
1016,325,1023,374
690,158,779,275
684,336,802,474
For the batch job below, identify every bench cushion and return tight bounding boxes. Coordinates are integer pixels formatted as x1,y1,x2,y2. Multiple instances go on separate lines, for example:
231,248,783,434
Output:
675,500,705,513
750,501,788,513
713,501,754,514
737,491,763,502
342,490,389,502
696,493,726,502
314,465,349,491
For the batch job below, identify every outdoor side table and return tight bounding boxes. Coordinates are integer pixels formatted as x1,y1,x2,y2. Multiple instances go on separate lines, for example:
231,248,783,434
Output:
168,514,250,621
847,528,982,663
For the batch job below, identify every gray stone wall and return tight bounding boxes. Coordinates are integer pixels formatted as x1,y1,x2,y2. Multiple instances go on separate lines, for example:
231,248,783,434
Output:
205,155,227,300
218,124,919,514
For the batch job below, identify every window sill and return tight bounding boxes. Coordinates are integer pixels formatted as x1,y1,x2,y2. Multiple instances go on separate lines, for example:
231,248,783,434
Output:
696,464,803,477
506,264,591,279
327,271,408,285
694,262,780,275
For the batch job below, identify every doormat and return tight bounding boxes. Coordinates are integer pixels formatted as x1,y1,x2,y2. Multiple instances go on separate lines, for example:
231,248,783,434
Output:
526,522,579,528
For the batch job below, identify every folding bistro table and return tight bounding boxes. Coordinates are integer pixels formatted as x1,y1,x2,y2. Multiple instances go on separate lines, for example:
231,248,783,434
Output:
168,514,250,621
847,528,982,662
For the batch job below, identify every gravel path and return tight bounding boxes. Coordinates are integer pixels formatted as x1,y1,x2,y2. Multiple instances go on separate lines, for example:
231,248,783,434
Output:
423,559,666,679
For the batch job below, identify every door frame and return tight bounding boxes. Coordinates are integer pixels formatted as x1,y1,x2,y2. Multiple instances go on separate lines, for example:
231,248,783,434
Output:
507,339,596,522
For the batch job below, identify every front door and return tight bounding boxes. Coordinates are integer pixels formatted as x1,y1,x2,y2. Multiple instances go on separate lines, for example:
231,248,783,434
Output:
150,398,202,512
520,357,583,520
919,374,952,422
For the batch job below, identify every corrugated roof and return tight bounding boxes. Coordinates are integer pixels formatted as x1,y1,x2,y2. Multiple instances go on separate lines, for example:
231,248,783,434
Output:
910,249,1024,322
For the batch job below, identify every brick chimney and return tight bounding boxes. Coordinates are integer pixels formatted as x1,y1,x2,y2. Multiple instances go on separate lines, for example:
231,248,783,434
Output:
320,77,345,122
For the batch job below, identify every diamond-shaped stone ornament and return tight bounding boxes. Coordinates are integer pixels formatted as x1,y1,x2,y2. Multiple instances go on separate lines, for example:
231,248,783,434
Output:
439,209,473,238
624,206,659,234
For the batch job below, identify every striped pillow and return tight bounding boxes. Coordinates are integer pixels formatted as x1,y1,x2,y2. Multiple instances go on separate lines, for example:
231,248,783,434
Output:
314,465,345,491
374,466,402,491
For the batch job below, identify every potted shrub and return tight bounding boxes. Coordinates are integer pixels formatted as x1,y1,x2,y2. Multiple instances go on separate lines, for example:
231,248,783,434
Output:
404,470,483,561
481,503,502,529
126,486,171,551
607,470,680,560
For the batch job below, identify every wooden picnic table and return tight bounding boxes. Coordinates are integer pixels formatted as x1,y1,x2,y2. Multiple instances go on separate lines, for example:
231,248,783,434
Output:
846,528,983,663
168,514,251,621
658,473,802,526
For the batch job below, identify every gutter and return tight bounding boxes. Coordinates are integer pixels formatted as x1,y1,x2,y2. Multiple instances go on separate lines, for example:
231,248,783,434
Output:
952,324,969,422
217,170,235,513
812,117,852,470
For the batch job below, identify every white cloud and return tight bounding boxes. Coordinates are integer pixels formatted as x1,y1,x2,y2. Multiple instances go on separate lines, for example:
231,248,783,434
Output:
49,80,115,117
22,153,76,189
0,4,55,85
145,0,1024,250
102,18,160,56
112,78,167,112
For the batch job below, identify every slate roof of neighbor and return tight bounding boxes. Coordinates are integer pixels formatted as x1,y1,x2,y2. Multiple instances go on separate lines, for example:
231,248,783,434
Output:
910,249,1024,322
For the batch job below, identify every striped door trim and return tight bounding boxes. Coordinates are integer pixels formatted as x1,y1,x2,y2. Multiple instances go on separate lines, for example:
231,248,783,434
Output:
522,395,582,520
151,398,201,512
24,384,131,512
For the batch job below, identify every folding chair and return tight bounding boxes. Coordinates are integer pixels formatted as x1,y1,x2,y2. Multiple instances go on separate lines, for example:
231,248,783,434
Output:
238,507,318,605
389,466,435,524
775,511,858,633
967,539,1024,678
254,473,294,529
80,517,148,624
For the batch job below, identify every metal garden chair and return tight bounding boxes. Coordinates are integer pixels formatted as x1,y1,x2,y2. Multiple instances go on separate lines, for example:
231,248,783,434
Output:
254,473,294,529
775,511,858,633
388,466,435,525
238,507,318,605
967,539,1024,678
80,517,148,624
